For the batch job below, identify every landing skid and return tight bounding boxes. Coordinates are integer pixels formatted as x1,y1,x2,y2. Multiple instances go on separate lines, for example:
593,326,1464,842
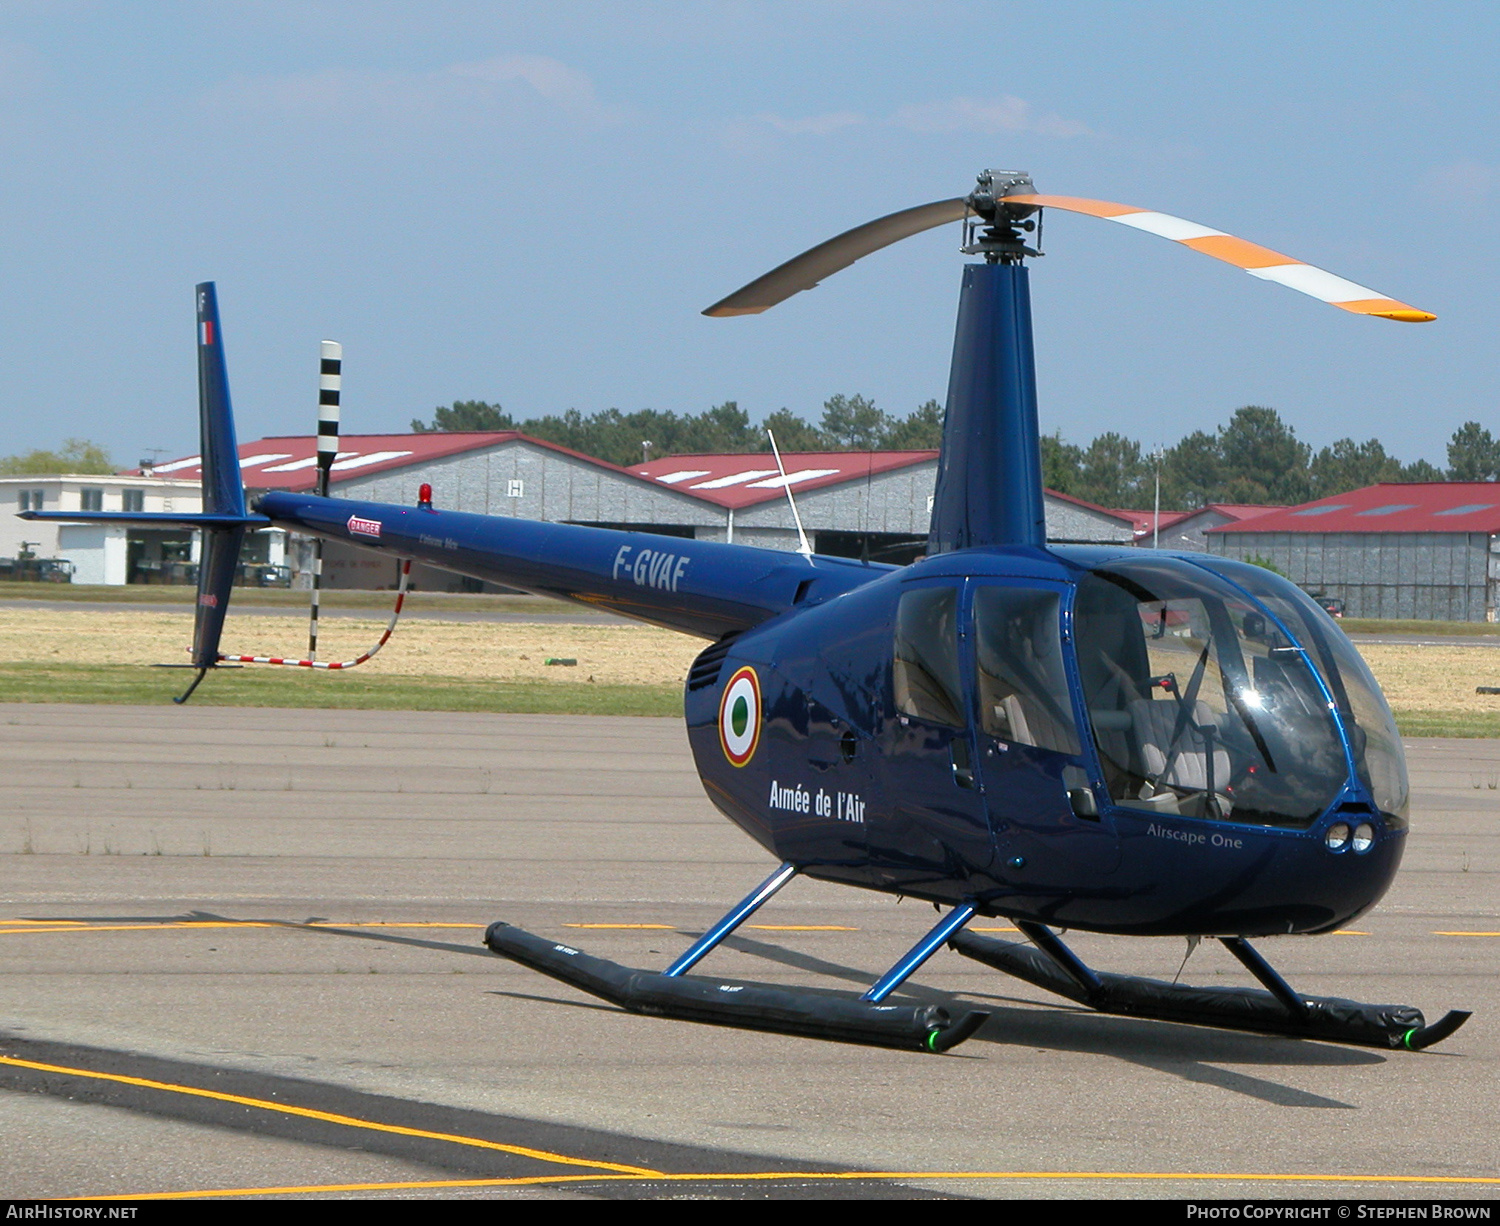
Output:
485,922,987,1052
950,923,1470,1051
484,862,990,1052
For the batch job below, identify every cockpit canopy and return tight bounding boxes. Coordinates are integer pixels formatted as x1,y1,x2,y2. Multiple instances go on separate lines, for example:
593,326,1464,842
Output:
882,553,1407,832
1074,557,1408,829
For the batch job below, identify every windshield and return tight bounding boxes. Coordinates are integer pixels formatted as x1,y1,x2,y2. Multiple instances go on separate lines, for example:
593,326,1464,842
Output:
1191,558,1409,826
1074,559,1350,828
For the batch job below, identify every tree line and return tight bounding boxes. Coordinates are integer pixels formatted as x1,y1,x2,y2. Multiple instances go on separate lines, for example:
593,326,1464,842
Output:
0,438,115,476
410,395,944,465
8,403,1495,515
413,397,1499,511
1041,407,1451,510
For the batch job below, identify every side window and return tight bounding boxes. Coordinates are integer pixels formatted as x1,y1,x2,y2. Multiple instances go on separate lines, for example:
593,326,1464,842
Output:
894,586,964,727
974,587,1081,755
80,488,104,512
122,489,144,513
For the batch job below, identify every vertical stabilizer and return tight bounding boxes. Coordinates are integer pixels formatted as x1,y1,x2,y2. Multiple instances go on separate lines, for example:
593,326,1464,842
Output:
196,283,246,518
186,283,249,677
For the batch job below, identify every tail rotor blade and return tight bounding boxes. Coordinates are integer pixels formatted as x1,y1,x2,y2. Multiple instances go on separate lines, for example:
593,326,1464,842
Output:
703,197,968,317
1004,194,1435,322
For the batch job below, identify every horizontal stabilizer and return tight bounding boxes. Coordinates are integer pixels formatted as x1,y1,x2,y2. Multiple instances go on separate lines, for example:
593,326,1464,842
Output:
19,511,269,529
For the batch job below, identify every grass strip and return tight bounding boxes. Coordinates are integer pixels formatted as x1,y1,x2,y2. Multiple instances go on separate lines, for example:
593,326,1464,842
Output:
1392,709,1500,738
0,663,682,717
1339,617,1500,637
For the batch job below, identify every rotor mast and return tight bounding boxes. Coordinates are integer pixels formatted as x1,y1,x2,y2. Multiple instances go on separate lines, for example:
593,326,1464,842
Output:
927,170,1048,554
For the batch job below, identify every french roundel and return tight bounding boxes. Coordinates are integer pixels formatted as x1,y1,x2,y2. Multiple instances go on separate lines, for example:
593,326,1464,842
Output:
718,666,762,767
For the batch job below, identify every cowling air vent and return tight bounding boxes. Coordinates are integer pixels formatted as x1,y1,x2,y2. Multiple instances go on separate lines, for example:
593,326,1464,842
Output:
688,635,740,691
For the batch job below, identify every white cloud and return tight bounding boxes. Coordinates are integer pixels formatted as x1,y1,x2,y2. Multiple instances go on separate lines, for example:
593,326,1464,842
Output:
447,55,601,114
892,95,1089,138
208,54,623,129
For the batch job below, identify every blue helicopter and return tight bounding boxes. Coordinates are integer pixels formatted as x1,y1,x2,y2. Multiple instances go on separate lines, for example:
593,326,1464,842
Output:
24,170,1468,1055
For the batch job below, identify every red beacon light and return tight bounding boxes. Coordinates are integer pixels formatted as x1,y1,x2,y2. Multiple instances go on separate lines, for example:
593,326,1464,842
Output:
418,483,433,508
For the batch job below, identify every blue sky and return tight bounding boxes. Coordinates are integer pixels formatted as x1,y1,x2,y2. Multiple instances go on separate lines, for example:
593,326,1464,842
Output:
0,1,1494,468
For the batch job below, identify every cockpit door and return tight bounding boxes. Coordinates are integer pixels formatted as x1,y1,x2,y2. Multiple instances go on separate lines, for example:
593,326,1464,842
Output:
971,581,1121,877
870,579,997,889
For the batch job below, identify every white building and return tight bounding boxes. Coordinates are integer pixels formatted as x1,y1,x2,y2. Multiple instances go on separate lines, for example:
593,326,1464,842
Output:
1,475,202,584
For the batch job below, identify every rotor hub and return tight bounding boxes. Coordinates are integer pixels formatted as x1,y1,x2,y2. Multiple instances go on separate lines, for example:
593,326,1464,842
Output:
963,168,1043,263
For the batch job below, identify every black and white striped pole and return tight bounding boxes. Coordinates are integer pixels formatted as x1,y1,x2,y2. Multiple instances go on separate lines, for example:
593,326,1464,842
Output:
316,340,342,495
309,340,342,660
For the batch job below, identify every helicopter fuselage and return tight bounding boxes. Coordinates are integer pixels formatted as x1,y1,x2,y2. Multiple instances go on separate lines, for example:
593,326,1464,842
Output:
686,544,1406,938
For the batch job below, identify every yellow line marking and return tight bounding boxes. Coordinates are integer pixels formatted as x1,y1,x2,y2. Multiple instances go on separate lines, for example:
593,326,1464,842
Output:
0,920,485,937
563,923,675,929
1332,930,1369,935
0,918,82,925
1433,931,1500,936
0,1055,656,1177
95,1169,1500,1200
0,923,269,936
312,922,484,929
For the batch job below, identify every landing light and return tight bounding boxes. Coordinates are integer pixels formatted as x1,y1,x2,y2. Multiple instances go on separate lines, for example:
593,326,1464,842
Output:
1351,823,1375,854
1325,823,1351,852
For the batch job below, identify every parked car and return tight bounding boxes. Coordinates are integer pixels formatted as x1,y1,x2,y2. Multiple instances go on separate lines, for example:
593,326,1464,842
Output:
1306,590,1345,618
0,555,75,582
238,562,292,588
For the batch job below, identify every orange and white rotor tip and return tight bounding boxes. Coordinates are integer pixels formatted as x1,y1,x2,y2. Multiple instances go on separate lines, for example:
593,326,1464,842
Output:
719,666,762,767
1007,194,1435,322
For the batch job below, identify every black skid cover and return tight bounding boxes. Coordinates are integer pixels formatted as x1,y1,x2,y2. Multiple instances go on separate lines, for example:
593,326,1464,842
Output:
486,921,989,1053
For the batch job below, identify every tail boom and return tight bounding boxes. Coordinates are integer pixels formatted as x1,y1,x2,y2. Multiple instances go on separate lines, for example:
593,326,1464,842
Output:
255,490,887,640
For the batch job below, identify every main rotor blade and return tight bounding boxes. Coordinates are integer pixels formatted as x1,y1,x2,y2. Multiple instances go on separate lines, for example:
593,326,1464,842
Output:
1006,194,1435,322
703,197,968,317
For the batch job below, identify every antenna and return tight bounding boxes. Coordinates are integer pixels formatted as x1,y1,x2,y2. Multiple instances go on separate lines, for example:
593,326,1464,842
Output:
1151,444,1164,550
137,447,168,474
766,428,814,561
